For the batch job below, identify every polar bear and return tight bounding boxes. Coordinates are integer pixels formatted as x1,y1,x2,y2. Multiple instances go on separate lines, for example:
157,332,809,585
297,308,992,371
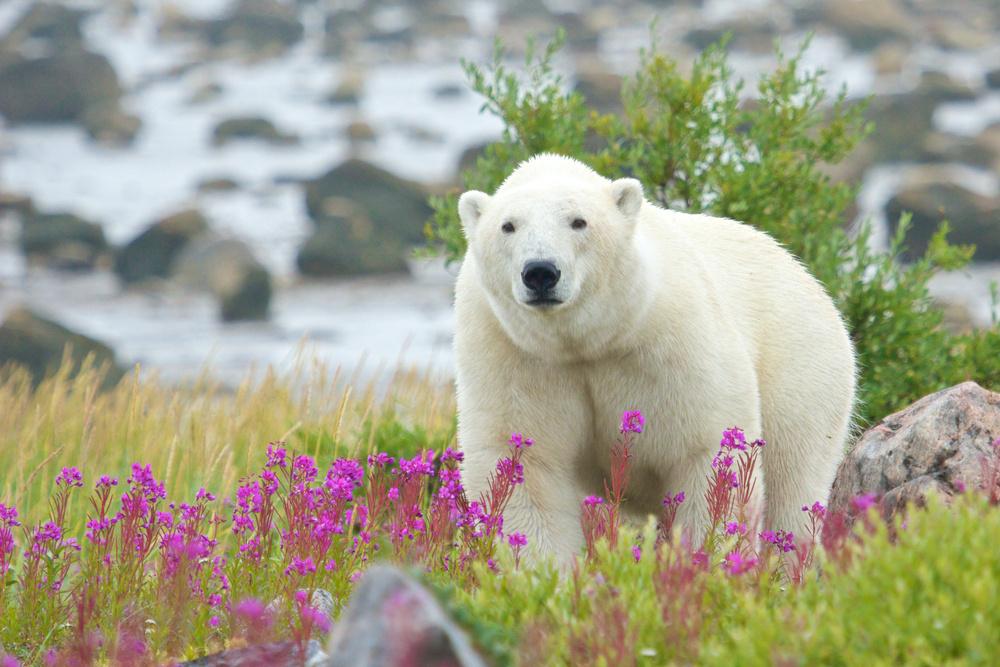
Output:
453,153,856,562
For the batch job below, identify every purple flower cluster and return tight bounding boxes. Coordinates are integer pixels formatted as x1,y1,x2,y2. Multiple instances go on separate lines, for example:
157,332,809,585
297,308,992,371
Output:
759,529,796,554
620,410,645,435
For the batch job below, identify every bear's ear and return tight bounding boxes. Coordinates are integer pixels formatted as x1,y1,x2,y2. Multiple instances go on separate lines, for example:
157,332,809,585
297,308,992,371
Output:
611,178,644,219
457,190,490,239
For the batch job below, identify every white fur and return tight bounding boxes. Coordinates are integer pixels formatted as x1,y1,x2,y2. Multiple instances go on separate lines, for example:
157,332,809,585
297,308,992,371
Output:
454,154,856,563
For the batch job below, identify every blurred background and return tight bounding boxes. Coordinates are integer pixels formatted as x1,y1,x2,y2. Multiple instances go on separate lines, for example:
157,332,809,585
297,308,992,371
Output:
0,0,998,388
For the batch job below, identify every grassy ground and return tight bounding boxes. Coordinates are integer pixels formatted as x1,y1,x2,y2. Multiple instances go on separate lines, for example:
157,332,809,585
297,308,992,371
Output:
2,356,1000,665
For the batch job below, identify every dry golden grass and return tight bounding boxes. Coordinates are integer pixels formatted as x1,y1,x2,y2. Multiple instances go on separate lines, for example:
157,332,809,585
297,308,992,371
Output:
0,351,456,529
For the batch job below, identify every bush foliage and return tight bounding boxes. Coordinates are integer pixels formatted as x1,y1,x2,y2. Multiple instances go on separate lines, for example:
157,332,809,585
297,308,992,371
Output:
425,32,1000,425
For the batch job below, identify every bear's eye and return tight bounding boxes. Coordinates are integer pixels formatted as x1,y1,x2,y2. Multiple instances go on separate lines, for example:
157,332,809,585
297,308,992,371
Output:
571,218,587,230
501,221,515,234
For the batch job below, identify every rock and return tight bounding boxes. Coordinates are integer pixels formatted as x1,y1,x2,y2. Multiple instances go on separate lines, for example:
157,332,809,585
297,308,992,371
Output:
684,20,779,54
345,120,376,143
201,0,304,56
0,5,140,145
212,117,298,147
0,193,37,219
322,565,486,667
189,82,224,105
987,69,1000,90
20,212,109,271
885,178,1000,262
929,18,992,52
872,41,909,76
328,67,365,106
114,209,209,285
920,132,996,169
299,160,431,276
179,640,324,667
806,0,913,51
861,72,979,165
173,237,272,322
573,57,624,116
829,382,1000,523
0,306,125,389
197,177,241,193
0,3,87,55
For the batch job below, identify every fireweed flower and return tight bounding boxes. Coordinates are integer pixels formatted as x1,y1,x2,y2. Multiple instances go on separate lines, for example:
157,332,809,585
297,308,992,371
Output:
726,551,758,576
495,457,525,485
0,504,19,528
632,545,642,563
266,443,288,469
508,433,533,449
802,501,826,517
852,493,878,513
367,452,395,469
398,452,435,476
96,475,118,488
441,447,465,463
55,467,84,488
196,488,216,502
127,463,166,501
725,522,746,536
584,496,604,507
663,492,685,507
507,532,528,548
620,410,645,434
759,530,796,553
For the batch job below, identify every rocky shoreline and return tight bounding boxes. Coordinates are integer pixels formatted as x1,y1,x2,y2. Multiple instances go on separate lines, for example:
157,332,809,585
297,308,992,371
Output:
1,0,999,382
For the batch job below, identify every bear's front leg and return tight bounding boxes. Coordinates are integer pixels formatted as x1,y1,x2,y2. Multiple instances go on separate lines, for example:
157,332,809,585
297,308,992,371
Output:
461,439,588,567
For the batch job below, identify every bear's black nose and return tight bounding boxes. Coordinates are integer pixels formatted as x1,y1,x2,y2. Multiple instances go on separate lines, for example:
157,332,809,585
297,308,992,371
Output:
522,260,561,293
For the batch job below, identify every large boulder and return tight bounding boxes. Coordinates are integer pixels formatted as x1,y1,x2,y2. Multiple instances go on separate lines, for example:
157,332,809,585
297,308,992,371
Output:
0,3,140,145
0,306,125,389
179,640,323,667
885,178,1000,262
298,160,432,277
173,237,272,322
323,565,486,667
19,212,109,270
829,382,1000,523
114,210,209,285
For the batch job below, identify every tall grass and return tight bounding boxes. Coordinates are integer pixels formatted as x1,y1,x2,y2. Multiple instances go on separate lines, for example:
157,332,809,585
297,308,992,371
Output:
0,354,456,534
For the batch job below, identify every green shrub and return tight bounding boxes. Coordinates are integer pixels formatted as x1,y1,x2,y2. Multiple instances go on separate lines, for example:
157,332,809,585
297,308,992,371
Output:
425,31,1000,425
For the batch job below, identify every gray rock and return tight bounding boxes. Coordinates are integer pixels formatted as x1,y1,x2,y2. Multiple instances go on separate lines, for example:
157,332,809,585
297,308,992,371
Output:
173,237,272,322
860,71,978,166
20,211,109,271
323,565,486,667
0,3,86,54
298,160,431,277
987,69,1000,90
180,639,323,667
202,0,303,55
797,0,913,51
114,210,209,285
885,179,1000,262
829,382,1000,523
0,4,140,145
0,306,124,389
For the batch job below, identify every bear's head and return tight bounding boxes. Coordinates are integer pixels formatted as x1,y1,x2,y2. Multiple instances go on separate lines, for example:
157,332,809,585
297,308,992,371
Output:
458,154,647,357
